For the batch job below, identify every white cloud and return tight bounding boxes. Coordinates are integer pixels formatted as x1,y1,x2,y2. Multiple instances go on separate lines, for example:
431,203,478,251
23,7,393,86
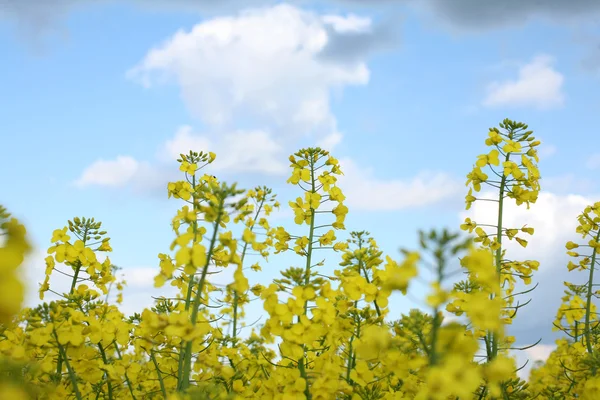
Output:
75,5,393,190
74,156,142,188
322,14,372,33
461,191,590,265
76,5,383,189
160,125,288,175
338,158,463,211
162,126,213,162
317,131,343,151
461,190,598,350
525,343,556,362
72,154,173,192
127,4,370,141
483,55,564,109
121,267,157,288
512,343,557,381
74,124,287,190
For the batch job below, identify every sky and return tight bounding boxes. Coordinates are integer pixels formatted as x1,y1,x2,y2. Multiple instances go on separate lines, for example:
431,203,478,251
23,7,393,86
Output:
2,0,600,379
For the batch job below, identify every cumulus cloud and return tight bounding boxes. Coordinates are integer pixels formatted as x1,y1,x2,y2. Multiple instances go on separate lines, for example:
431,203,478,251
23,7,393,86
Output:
462,191,590,268
73,123,289,191
2,0,403,45
322,14,371,33
338,158,463,211
316,131,343,151
74,5,398,190
72,154,174,194
73,156,144,188
127,4,370,141
161,125,287,175
483,55,565,110
318,13,400,65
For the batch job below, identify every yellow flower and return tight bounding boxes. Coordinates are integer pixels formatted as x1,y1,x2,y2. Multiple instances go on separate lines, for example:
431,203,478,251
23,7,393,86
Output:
380,253,419,294
426,282,449,308
465,188,476,210
476,149,500,167
502,140,522,153
460,217,477,233
51,226,70,243
179,161,197,175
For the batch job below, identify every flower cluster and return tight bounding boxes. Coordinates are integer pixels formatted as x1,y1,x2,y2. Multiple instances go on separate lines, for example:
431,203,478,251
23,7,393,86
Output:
0,119,596,399
457,120,542,383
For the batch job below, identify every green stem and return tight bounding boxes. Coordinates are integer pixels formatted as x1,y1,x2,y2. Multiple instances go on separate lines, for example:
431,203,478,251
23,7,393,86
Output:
358,259,381,318
298,157,317,400
477,386,487,400
177,174,199,385
233,199,265,342
429,306,441,366
58,228,88,382
114,344,137,400
69,261,82,294
491,147,511,360
429,244,446,366
150,350,167,398
179,198,224,391
98,343,114,400
53,330,82,400
73,301,115,399
345,312,360,384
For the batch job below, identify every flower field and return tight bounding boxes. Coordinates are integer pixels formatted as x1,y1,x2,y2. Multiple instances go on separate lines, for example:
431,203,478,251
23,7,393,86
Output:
1,118,599,399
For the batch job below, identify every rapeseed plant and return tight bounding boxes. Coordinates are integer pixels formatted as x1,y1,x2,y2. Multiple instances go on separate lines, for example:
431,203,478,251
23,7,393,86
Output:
0,119,596,399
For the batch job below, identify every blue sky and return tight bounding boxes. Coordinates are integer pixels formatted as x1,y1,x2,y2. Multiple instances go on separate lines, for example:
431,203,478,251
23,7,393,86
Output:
2,0,600,377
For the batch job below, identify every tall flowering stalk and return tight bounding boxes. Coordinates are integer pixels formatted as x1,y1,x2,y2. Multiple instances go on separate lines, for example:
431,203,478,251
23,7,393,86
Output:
38,216,125,398
226,186,278,345
453,119,542,397
258,147,349,398
1,119,588,399
555,203,600,357
152,150,249,392
531,202,600,398
335,231,390,396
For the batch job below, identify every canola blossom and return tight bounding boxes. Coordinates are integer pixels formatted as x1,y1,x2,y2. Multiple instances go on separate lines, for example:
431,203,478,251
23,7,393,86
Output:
0,121,597,399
